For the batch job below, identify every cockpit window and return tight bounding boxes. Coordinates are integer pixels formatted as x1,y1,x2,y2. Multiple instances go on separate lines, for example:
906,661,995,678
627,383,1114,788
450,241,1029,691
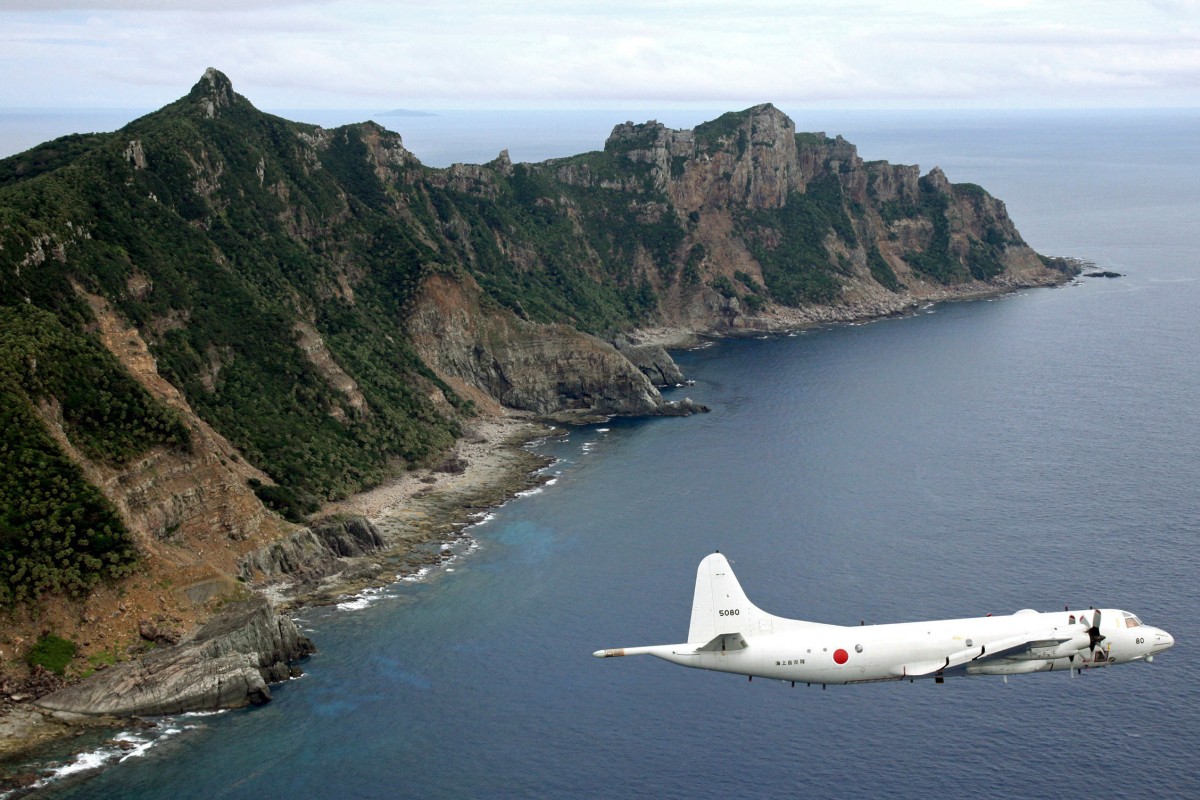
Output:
1124,613,1142,628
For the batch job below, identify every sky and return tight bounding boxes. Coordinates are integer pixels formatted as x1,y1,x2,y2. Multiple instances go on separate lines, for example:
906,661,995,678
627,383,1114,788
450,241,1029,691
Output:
1,0,1199,111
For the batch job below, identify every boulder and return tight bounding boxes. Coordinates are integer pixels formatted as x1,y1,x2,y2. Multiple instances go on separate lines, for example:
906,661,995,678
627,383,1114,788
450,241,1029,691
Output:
655,398,710,416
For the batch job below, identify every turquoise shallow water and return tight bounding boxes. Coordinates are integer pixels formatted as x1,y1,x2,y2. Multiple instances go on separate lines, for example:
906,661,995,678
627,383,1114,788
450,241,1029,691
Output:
7,109,1200,798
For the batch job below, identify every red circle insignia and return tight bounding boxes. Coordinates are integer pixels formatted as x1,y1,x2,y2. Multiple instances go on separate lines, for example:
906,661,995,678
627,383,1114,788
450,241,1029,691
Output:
833,648,849,664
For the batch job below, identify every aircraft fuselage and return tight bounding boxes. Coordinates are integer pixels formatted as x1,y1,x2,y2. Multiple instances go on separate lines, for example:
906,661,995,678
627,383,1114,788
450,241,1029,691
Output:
595,554,1174,685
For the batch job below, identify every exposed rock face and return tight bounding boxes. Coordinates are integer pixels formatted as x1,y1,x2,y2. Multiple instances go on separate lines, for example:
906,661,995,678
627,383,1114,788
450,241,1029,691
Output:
294,320,369,420
34,597,313,717
591,104,802,210
613,336,687,386
534,102,1069,334
239,517,386,588
194,67,236,119
75,290,288,550
409,274,665,420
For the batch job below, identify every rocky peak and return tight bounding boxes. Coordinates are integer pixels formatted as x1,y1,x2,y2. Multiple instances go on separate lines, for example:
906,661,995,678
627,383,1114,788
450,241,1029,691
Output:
745,103,795,147
191,67,237,119
693,104,793,149
490,149,514,177
922,166,953,194
593,105,805,209
354,121,418,175
660,104,799,210
605,120,694,160
597,119,695,194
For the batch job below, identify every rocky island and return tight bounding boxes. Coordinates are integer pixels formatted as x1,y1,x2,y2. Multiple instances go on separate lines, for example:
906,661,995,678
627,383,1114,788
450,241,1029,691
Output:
0,68,1077,767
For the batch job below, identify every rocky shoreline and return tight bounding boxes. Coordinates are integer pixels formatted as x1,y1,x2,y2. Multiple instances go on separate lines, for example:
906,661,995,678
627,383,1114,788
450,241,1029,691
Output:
248,415,556,610
633,262,1086,350
0,414,555,787
0,267,1082,787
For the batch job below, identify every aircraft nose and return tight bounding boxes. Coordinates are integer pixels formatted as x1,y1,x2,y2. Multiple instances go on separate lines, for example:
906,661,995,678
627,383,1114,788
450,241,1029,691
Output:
1151,629,1174,653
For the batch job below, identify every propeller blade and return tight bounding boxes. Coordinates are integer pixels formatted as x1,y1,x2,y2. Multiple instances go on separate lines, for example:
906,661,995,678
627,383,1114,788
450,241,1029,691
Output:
1087,609,1106,653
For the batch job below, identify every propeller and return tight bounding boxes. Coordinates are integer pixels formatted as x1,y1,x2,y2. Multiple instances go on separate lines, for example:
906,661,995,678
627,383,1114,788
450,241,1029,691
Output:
1086,609,1106,654
1065,610,1105,677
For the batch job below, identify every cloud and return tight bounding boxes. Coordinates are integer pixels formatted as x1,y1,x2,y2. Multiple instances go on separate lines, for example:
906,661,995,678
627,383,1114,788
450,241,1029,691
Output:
1,0,1198,108
0,0,328,10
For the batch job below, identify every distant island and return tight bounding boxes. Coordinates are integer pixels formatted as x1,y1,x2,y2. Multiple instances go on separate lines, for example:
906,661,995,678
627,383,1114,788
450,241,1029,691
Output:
376,108,437,117
0,67,1079,766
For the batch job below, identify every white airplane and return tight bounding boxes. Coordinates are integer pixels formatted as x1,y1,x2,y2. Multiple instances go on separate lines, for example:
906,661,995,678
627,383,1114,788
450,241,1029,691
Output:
594,553,1174,685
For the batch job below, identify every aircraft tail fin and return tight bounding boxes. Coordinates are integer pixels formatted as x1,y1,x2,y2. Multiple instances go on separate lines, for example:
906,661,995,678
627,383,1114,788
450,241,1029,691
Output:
688,552,769,643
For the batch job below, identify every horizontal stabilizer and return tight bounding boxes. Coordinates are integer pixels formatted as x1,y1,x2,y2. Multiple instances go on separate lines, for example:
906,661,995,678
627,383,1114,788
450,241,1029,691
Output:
696,633,748,652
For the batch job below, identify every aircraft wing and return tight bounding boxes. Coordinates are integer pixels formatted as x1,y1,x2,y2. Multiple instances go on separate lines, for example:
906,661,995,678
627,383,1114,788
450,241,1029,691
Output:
898,630,1076,677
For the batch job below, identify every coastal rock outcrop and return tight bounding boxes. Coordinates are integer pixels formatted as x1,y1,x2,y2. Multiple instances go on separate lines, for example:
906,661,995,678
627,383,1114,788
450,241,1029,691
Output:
409,274,667,420
238,516,386,592
656,397,710,416
34,596,312,717
613,336,687,387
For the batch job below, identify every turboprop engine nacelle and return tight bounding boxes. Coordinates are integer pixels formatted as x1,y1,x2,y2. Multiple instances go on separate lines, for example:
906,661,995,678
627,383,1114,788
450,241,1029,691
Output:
1048,633,1094,659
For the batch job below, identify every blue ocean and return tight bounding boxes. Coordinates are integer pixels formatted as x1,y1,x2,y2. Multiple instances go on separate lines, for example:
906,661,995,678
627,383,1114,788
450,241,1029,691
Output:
5,107,1200,799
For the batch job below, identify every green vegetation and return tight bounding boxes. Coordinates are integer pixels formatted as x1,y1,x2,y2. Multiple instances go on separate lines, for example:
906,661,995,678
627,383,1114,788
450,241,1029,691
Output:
0,72,1036,610
1,82,462,503
683,244,706,285
708,274,738,299
0,305,190,463
896,176,1010,284
734,270,764,295
694,109,754,154
25,633,78,675
794,132,836,149
248,478,320,523
737,175,857,305
87,648,119,667
0,133,109,188
426,152,682,333
867,246,903,292
0,305,167,606
425,183,654,333
743,294,767,313
0,386,139,606
899,182,961,283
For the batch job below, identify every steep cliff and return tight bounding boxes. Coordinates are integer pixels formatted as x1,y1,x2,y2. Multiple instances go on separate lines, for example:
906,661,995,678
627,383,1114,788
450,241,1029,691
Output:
408,274,663,419
0,70,1074,685
538,104,1065,332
